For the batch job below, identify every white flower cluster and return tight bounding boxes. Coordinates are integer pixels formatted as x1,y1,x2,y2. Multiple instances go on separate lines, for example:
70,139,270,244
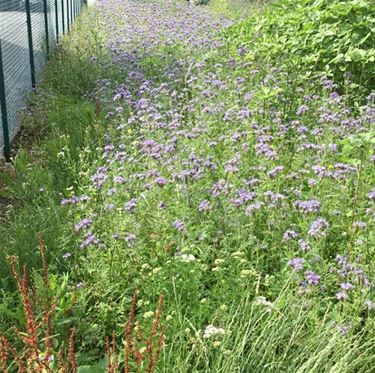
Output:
202,325,225,339
175,253,196,262
253,296,275,312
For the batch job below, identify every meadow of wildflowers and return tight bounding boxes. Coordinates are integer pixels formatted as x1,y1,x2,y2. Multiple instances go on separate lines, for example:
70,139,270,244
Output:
0,0,374,371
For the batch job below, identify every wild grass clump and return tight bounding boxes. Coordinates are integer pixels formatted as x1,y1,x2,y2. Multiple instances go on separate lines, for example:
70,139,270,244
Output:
0,0,374,371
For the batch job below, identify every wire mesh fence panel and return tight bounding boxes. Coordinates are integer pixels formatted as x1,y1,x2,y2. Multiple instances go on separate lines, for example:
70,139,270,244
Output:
47,0,56,43
0,0,32,148
30,1,47,81
0,0,85,157
56,0,63,39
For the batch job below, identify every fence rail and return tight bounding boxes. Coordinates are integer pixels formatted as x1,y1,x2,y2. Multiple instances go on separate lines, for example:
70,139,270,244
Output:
0,0,84,160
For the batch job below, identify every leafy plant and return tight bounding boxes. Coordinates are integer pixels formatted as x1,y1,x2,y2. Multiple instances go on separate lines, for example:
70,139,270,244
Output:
225,0,375,92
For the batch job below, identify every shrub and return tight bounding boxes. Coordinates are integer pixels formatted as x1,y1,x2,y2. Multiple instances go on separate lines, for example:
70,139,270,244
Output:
225,0,375,91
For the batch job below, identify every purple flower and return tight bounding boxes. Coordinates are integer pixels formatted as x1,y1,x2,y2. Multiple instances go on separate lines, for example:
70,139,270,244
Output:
74,218,92,233
237,108,250,120
267,166,284,178
124,199,137,212
198,200,210,212
80,232,100,249
329,143,337,152
107,188,117,196
296,105,309,115
210,180,228,197
305,271,320,285
113,176,126,184
91,167,108,189
335,255,348,266
308,218,329,239
364,300,375,310
287,257,304,271
224,156,240,174
244,92,253,101
155,176,167,186
62,252,71,260
308,179,317,186
245,178,261,187
353,221,367,230
125,234,136,247
298,239,310,252
340,282,354,291
294,199,321,214
61,195,90,206
136,98,149,110
245,202,264,216
368,188,375,201
335,291,348,300
312,165,327,178
336,324,350,335
230,189,257,207
173,219,185,232
283,230,299,241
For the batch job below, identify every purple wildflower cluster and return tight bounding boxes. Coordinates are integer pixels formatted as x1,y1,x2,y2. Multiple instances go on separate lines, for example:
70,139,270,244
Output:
294,199,321,214
330,255,372,302
308,218,329,239
57,0,375,317
61,195,90,205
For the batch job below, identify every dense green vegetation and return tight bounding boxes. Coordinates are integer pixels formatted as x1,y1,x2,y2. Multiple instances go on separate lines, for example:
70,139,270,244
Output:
224,0,375,92
0,0,374,371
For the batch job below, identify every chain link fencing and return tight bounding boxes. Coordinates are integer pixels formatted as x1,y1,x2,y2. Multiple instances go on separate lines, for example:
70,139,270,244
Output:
0,0,85,160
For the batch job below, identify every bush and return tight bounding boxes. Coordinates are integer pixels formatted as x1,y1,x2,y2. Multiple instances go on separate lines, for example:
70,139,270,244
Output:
225,0,375,91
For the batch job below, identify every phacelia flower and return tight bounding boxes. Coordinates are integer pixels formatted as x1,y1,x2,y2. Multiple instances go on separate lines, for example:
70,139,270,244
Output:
124,199,137,212
74,218,92,233
308,218,329,239
287,257,304,271
173,219,185,232
294,199,321,214
305,271,320,285
198,200,210,212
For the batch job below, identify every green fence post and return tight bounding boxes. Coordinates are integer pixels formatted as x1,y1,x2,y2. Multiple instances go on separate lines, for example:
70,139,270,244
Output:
67,0,70,32
25,0,36,88
55,0,59,42
43,0,50,58
70,0,73,24
0,39,10,161
62,0,65,34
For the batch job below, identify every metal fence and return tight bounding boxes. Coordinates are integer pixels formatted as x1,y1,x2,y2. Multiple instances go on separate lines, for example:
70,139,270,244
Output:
0,0,84,160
